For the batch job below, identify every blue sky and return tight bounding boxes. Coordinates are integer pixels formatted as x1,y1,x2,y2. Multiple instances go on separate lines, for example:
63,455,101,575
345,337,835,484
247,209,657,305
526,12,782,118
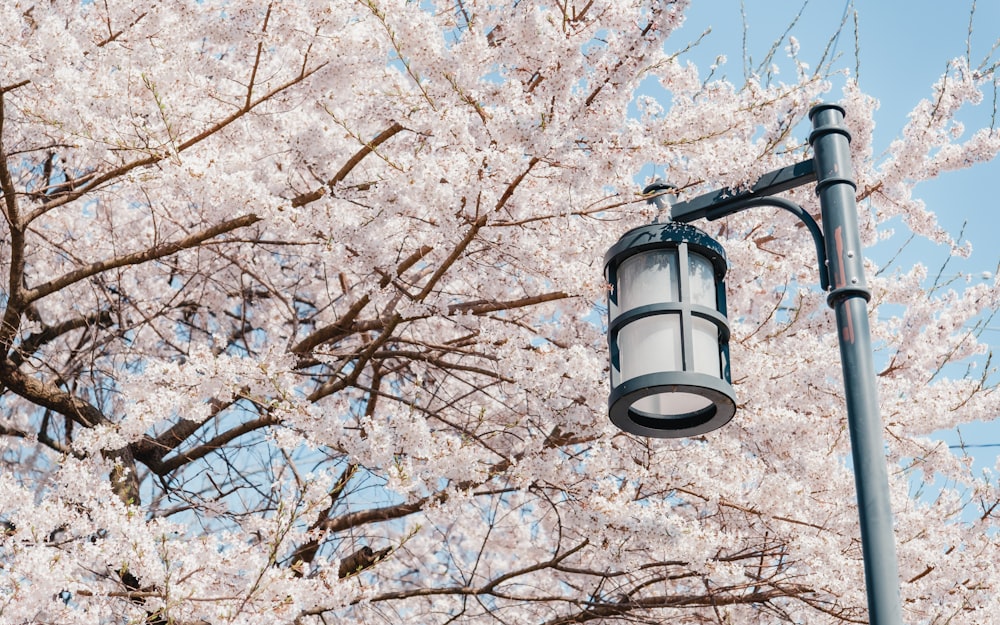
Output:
674,1,1000,463
678,1,999,269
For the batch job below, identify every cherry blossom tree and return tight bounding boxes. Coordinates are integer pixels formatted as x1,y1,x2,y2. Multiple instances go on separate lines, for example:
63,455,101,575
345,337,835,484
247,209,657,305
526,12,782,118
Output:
0,1,997,624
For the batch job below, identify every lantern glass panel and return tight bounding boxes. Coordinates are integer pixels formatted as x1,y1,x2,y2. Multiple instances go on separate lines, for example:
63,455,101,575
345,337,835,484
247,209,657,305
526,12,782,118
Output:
634,391,714,417
618,250,679,313
688,252,717,308
692,317,722,377
618,315,681,381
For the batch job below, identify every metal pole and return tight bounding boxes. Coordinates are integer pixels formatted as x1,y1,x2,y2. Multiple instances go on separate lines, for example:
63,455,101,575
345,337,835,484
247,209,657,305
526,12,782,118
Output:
809,104,904,625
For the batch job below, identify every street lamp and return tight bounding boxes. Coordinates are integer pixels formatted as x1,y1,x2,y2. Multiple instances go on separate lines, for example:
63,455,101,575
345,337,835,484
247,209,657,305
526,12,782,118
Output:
605,104,903,624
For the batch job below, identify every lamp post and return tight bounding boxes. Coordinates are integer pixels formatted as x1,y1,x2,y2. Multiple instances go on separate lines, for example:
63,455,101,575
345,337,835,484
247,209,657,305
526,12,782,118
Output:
605,104,903,624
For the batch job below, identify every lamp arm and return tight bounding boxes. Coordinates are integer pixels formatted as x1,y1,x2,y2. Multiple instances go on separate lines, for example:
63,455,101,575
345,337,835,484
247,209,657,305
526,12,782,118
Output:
702,195,830,293
643,181,830,293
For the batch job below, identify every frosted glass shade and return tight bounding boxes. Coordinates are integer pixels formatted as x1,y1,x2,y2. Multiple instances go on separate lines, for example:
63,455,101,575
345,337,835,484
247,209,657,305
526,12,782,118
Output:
619,315,682,382
617,250,679,314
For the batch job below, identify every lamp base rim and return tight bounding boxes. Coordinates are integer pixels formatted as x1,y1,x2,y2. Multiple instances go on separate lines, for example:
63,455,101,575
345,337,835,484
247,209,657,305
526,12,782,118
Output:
609,372,736,438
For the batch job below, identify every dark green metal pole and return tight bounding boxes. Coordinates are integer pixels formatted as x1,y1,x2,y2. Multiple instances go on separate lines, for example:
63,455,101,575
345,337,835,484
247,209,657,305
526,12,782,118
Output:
809,104,904,625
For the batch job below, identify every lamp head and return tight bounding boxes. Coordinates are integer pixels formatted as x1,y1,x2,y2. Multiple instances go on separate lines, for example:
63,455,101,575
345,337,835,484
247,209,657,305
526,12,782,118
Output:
605,221,736,437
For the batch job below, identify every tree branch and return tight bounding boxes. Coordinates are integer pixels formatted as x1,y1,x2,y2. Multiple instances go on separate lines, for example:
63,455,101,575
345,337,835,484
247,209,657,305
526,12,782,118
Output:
131,396,237,471
413,157,539,302
26,63,327,222
152,414,277,476
0,89,28,355
26,214,261,303
291,121,406,208
448,291,570,316
10,310,113,367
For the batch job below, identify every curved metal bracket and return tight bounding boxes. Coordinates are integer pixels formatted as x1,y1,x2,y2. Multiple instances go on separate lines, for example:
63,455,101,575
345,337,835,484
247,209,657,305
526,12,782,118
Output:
705,195,830,293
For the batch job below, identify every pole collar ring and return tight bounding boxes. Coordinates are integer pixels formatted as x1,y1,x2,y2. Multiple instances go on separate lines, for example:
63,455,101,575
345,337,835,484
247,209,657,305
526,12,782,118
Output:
809,125,852,145
826,285,872,308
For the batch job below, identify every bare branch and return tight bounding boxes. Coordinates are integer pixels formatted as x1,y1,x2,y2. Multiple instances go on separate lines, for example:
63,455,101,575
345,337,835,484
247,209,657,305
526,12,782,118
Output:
26,214,261,303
